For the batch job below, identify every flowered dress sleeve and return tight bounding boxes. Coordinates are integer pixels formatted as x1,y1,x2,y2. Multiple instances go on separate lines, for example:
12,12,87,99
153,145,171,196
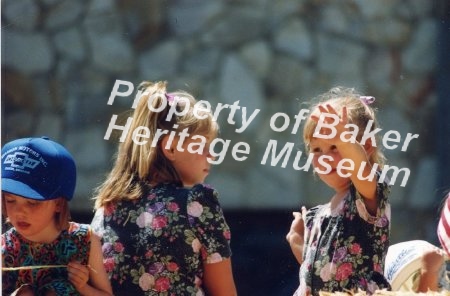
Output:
352,173,391,226
295,173,391,295
2,223,91,296
187,184,232,264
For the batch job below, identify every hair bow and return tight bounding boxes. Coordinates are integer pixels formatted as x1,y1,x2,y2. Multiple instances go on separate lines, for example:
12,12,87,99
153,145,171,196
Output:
165,93,175,103
360,96,375,105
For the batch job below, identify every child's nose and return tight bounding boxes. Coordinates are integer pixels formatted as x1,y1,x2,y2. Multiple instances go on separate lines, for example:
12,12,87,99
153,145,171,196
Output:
207,151,215,161
323,150,334,158
15,204,28,215
205,147,214,158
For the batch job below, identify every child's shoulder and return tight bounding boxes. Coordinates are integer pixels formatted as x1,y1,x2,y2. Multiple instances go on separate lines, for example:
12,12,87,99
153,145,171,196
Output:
191,183,218,196
156,182,217,194
189,184,220,203
192,183,216,192
152,183,219,201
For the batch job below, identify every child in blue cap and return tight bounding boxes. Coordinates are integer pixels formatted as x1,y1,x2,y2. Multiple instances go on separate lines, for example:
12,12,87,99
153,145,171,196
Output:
1,137,112,296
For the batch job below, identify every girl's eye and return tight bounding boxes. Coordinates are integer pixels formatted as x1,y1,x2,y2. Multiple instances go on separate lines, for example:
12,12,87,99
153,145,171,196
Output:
27,201,38,206
311,147,321,154
5,199,15,203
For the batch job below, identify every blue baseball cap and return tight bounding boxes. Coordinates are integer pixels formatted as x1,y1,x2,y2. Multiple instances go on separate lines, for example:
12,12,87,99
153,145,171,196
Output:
1,137,77,201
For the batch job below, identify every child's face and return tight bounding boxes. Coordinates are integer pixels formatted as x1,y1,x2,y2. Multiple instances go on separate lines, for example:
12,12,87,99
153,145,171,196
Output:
309,138,350,193
170,135,214,187
3,193,61,243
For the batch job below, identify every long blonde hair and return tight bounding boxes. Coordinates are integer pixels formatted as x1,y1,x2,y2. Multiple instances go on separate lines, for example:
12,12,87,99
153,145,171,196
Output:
303,86,386,167
94,81,217,209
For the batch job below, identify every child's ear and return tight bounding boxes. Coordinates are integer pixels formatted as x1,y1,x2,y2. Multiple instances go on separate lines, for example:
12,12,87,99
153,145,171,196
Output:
160,136,176,161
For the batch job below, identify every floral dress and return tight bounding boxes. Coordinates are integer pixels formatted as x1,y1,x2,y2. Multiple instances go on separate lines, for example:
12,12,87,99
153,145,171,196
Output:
294,180,391,296
91,183,232,295
2,222,91,295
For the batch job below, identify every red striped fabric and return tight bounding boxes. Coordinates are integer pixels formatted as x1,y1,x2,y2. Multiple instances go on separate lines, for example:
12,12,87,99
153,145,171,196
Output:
438,194,450,256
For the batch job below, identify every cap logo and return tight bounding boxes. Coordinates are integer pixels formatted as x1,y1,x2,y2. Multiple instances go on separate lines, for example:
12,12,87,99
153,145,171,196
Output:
3,152,40,173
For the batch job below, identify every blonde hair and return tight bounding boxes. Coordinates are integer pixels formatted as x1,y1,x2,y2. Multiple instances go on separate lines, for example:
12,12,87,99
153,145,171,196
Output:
303,86,386,167
94,81,218,209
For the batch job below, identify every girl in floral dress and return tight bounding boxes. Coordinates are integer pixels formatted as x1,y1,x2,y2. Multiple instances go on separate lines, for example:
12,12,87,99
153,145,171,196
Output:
286,87,391,295
91,81,237,295
2,137,112,296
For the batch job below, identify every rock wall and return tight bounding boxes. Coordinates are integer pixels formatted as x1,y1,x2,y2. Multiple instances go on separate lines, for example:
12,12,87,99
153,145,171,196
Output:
2,0,444,243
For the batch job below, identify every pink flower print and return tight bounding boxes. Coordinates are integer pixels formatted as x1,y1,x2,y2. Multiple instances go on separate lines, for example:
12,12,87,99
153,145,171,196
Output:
201,247,208,260
102,242,113,256
381,234,387,242
151,216,168,229
138,273,155,291
136,212,154,228
367,280,379,294
9,235,21,255
104,204,116,216
114,242,124,253
349,243,362,254
149,262,165,274
155,276,170,292
145,250,153,258
332,247,347,263
375,215,389,227
223,230,231,240
373,263,382,273
147,193,157,200
192,238,202,253
187,201,203,217
166,262,179,272
359,278,368,288
194,276,202,287
167,202,179,212
335,262,353,281
150,202,165,213
206,252,223,264
104,257,115,273
319,262,336,282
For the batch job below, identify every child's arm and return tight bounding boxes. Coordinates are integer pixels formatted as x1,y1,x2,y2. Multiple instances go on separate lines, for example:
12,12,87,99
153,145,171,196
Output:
67,233,113,296
203,258,237,296
417,248,445,292
313,104,378,213
286,209,306,264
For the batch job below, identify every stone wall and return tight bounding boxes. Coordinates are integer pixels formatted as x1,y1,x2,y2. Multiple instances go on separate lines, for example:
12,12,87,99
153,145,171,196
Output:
1,0,444,243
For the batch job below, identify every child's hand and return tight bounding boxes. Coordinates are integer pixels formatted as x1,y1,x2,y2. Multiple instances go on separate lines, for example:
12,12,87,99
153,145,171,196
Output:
312,104,378,205
67,261,90,292
286,207,307,264
311,104,349,146
417,248,446,292
11,284,34,296
286,208,306,242
421,247,445,273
